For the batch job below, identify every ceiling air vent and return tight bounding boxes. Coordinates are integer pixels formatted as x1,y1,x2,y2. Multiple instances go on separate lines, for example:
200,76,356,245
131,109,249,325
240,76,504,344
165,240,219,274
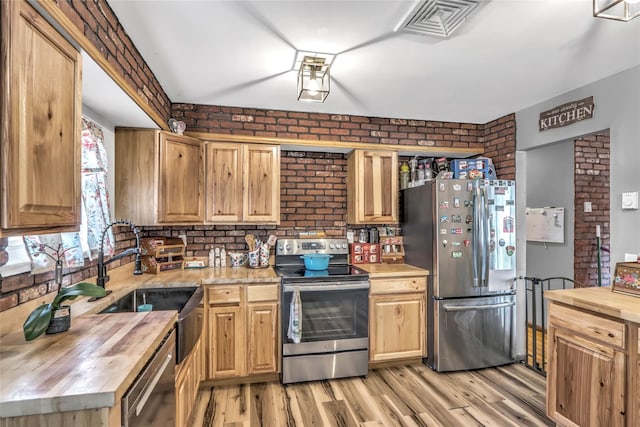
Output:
397,0,479,38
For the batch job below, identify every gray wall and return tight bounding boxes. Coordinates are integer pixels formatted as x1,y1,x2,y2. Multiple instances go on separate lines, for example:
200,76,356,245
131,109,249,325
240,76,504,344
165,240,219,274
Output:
525,141,574,280
516,65,640,271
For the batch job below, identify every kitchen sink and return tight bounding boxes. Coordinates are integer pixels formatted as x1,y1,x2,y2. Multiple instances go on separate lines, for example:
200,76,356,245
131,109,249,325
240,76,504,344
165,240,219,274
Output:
99,286,203,364
99,287,199,314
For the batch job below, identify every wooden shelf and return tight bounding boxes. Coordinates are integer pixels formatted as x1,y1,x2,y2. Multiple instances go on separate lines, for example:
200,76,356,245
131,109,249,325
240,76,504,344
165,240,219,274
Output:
188,132,483,159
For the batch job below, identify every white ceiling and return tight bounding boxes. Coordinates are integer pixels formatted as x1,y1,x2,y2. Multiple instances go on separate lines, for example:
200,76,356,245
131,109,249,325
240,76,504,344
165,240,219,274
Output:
97,0,640,126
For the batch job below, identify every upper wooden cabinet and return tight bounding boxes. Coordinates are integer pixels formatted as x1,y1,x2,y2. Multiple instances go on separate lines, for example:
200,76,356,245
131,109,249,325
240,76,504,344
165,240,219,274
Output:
347,149,398,224
205,143,280,224
115,129,204,224
0,0,82,236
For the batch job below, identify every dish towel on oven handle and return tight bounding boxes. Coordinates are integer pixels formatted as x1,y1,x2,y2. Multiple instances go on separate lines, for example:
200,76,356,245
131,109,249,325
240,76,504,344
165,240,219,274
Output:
287,287,302,344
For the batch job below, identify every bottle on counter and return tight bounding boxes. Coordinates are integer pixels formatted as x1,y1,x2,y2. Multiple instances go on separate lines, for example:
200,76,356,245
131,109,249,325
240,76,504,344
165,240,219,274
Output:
208,247,215,268
220,247,226,268
214,247,221,268
400,162,410,190
424,161,433,181
417,162,425,184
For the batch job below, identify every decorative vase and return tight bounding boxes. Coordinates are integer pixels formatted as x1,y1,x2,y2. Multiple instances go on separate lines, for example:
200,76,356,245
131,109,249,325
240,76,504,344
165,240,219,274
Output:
46,305,71,334
54,260,63,290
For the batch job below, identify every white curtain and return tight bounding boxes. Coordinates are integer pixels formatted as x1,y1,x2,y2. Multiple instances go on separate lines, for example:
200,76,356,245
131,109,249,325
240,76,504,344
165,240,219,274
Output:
81,117,114,258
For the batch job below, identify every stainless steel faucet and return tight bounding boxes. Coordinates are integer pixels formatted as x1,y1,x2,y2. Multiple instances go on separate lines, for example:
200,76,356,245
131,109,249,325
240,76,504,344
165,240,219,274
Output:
96,219,143,290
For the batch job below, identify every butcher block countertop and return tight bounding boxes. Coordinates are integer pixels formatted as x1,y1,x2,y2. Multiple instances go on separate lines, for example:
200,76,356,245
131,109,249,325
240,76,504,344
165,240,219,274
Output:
0,263,280,418
545,286,640,324
358,263,429,278
0,311,177,417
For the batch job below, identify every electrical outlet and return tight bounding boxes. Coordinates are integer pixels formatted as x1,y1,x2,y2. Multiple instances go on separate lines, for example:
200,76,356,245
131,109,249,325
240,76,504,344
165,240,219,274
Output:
583,201,592,213
622,192,638,210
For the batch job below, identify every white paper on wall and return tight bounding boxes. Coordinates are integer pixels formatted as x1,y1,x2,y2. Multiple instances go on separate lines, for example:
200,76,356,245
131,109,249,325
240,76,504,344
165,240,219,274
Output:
526,207,565,243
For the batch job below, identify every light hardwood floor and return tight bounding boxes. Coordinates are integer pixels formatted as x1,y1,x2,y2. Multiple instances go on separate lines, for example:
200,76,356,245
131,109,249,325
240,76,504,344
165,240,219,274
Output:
190,363,552,426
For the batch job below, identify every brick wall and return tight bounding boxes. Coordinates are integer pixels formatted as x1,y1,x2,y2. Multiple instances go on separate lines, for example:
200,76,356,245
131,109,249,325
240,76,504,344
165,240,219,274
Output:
0,111,518,312
172,104,486,149
52,0,171,121
483,114,516,180
138,151,347,257
574,133,610,287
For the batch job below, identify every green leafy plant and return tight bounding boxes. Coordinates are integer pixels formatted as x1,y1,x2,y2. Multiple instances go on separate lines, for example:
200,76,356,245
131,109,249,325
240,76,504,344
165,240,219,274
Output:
23,282,106,341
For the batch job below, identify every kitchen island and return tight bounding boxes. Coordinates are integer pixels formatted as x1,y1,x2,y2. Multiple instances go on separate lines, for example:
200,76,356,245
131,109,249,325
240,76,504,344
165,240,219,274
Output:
545,286,639,427
0,311,177,425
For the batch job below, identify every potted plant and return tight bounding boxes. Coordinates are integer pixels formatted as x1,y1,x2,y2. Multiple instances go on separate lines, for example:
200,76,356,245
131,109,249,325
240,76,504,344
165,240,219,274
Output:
22,241,106,341
23,282,106,341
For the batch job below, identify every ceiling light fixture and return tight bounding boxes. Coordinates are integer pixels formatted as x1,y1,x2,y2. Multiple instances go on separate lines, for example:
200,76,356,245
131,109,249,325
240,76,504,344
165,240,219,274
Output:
593,0,640,21
297,56,330,103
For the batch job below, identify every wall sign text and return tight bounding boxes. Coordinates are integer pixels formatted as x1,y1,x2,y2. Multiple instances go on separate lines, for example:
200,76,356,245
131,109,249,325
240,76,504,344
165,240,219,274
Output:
539,96,595,132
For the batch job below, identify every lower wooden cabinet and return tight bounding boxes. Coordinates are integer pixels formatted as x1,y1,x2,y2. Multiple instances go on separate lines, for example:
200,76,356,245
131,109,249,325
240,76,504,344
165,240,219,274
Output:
369,275,427,363
208,305,244,378
204,283,279,380
175,337,202,427
546,301,637,427
247,302,279,375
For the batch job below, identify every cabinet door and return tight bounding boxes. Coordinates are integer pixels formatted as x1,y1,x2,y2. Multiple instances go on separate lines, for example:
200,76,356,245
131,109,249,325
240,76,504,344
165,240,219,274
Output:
347,150,398,224
247,302,279,375
243,145,280,223
1,0,81,235
547,327,626,427
207,305,245,379
175,360,192,427
369,293,425,361
205,143,242,222
158,133,204,223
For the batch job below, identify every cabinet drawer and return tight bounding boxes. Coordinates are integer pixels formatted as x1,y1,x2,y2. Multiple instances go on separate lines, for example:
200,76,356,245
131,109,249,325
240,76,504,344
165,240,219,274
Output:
247,284,279,302
370,277,427,295
549,302,625,349
208,286,241,304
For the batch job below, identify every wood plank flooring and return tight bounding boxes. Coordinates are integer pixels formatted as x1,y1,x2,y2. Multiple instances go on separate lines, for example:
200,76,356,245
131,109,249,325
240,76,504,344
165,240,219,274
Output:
190,363,552,427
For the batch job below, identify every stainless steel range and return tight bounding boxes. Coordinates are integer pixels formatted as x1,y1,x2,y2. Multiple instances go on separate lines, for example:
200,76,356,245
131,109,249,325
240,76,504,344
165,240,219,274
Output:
275,238,370,384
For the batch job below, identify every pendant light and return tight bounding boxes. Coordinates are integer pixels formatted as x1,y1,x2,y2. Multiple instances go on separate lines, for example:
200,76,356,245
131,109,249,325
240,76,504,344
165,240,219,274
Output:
297,56,330,103
593,0,640,21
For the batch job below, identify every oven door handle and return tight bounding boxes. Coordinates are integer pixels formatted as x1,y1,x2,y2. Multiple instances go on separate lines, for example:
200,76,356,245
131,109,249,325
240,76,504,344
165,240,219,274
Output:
283,283,370,293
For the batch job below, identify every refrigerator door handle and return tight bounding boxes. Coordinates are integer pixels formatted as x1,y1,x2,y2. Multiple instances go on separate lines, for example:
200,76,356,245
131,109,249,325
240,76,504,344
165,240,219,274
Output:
443,301,515,312
472,184,481,287
480,187,490,287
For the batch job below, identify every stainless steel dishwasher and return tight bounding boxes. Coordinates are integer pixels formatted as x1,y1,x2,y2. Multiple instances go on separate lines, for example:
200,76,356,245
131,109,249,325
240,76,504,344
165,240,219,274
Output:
122,329,176,427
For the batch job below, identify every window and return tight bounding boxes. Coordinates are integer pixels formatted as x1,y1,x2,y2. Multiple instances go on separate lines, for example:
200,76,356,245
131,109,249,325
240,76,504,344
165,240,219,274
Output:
0,116,112,278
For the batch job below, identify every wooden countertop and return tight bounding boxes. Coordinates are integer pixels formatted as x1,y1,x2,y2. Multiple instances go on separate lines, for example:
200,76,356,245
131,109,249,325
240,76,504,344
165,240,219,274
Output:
0,311,177,417
357,263,429,278
0,263,280,418
545,286,640,324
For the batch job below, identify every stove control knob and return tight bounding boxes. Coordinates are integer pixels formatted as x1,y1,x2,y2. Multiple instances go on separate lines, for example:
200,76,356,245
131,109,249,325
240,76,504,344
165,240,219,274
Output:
329,243,335,249
277,245,284,252
285,244,292,251
342,243,348,249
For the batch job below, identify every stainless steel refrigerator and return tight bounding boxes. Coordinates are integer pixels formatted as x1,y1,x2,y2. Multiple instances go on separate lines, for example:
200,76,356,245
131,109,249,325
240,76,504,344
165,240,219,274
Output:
402,179,516,372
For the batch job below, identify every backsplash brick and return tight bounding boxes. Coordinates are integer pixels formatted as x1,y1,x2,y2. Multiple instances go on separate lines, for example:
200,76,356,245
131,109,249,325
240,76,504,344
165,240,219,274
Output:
0,228,139,312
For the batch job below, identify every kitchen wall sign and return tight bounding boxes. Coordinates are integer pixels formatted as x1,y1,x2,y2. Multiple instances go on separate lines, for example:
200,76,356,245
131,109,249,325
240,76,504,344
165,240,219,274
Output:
539,96,595,131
